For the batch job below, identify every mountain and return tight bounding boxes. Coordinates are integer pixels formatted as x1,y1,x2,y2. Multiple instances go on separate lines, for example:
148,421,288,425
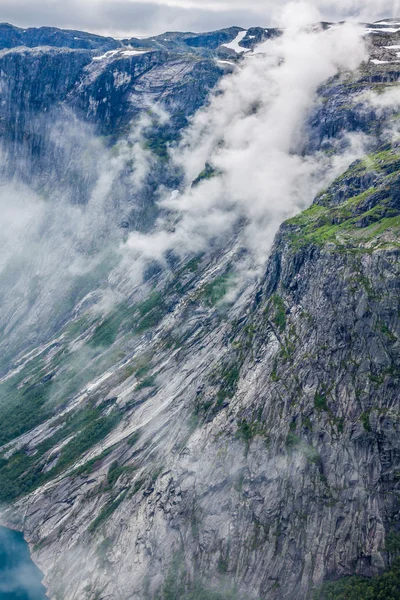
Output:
0,18,399,600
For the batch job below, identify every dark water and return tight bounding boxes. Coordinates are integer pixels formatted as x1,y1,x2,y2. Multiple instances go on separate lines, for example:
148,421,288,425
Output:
0,526,48,599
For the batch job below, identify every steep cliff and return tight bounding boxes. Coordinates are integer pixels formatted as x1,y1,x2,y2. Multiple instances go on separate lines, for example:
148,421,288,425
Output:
0,19,399,600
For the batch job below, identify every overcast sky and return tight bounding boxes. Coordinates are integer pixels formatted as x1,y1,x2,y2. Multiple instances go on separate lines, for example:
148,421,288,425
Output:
0,0,398,38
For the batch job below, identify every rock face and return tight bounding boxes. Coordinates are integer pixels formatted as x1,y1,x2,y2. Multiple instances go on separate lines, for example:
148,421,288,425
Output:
0,19,399,600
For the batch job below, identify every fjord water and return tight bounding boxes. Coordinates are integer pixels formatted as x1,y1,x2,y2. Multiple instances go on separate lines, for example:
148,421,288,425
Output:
0,526,47,599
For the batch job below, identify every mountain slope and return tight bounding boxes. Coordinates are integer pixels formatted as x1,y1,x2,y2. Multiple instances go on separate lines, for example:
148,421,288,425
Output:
0,18,399,600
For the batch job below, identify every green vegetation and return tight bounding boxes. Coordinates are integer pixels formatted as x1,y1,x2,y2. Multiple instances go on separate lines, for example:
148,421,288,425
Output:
144,128,175,161
201,274,234,307
57,412,121,472
88,290,168,348
90,315,121,348
314,393,329,412
137,292,162,318
0,400,122,504
235,417,270,451
286,432,301,450
132,479,145,495
134,292,167,333
72,448,113,477
126,431,141,446
0,378,54,447
216,363,240,405
157,551,238,600
135,364,151,379
285,149,400,252
151,466,163,483
106,461,136,489
386,532,400,555
236,419,254,445
192,163,219,186
360,411,372,432
270,295,287,333
195,357,243,420
185,256,202,273
136,375,157,391
313,561,400,600
88,490,128,533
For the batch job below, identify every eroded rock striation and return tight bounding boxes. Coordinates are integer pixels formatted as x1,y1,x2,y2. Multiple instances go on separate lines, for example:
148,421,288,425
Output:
0,19,399,600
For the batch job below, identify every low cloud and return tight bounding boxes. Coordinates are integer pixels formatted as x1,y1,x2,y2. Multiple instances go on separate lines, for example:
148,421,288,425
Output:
0,106,163,360
124,10,369,276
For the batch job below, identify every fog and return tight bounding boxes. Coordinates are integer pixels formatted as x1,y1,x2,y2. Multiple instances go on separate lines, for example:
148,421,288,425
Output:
125,9,368,276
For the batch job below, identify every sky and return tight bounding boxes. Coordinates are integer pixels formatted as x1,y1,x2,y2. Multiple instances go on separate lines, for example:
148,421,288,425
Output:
0,0,398,38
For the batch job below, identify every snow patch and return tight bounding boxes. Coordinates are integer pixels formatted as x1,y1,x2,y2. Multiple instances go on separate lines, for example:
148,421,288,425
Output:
222,31,251,54
93,49,149,62
365,27,400,34
371,58,400,64
375,21,400,26
122,50,149,57
93,49,120,61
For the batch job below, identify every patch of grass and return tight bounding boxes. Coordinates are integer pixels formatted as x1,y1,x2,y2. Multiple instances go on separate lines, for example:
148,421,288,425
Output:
135,364,151,379
0,401,122,504
236,419,255,446
88,290,168,347
286,432,301,451
158,550,239,600
236,418,269,451
54,411,122,473
201,274,234,307
271,295,287,333
106,461,136,489
137,292,162,318
213,362,241,411
89,315,121,348
72,448,113,477
133,293,166,333
283,149,400,251
88,490,128,533
0,378,54,447
360,411,372,432
314,393,329,412
192,163,218,186
126,431,141,446
144,129,175,162
132,479,145,495
136,375,156,391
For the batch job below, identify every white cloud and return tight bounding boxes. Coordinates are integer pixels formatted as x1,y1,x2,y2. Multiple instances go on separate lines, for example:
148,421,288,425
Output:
0,108,163,355
124,13,369,275
0,0,397,37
